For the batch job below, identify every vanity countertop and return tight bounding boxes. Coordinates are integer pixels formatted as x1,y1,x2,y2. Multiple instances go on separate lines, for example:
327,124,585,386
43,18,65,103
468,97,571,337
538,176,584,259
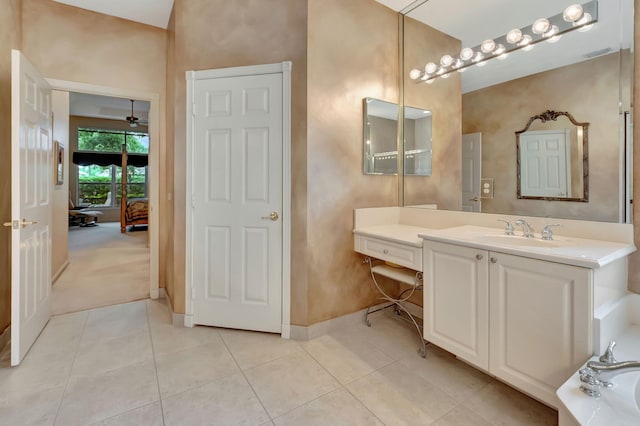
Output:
418,225,635,268
353,224,433,248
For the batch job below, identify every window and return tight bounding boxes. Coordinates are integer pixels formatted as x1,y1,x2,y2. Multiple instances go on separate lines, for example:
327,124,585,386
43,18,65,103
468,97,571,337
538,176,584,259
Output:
76,128,149,207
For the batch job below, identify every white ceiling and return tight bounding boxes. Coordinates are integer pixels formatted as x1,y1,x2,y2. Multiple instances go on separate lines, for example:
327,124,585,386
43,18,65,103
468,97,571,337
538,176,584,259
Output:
69,93,150,123
376,0,633,93
53,0,174,29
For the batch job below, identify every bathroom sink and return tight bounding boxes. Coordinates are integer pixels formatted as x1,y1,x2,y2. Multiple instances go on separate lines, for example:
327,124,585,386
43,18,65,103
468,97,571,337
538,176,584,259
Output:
470,234,566,248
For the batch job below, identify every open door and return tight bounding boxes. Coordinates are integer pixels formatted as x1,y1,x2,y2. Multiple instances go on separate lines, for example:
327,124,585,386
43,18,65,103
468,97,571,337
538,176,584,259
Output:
7,50,53,366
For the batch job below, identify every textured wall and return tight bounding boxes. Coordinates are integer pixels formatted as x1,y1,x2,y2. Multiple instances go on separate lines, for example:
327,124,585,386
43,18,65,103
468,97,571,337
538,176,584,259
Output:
0,0,21,336
463,53,621,222
402,17,462,210
171,0,309,320
164,8,176,307
306,0,399,323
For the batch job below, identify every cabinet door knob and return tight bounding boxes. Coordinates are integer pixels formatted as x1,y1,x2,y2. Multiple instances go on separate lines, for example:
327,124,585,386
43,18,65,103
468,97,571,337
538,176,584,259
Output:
383,249,389,254
490,257,497,263
475,254,483,260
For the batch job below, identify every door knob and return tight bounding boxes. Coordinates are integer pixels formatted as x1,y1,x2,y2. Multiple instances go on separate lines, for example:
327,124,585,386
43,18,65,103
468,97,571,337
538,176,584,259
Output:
20,218,38,228
475,254,483,260
261,212,279,221
490,257,498,264
469,197,479,202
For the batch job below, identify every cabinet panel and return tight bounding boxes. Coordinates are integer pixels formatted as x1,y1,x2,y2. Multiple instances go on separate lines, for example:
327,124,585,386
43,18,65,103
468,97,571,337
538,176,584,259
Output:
489,252,592,407
423,241,489,370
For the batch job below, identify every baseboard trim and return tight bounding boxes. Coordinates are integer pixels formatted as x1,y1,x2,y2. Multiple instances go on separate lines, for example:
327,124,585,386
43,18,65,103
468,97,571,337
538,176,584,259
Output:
290,301,423,341
158,288,185,327
52,260,70,285
0,325,11,353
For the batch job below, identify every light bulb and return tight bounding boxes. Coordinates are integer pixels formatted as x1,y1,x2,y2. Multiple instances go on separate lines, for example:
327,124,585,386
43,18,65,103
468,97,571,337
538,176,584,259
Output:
480,39,496,53
460,47,474,61
436,66,446,75
453,59,464,69
543,25,559,38
425,62,438,74
506,28,523,44
440,54,454,67
575,12,594,32
493,44,506,55
409,68,422,80
563,4,583,22
472,52,484,63
532,18,550,34
517,34,532,47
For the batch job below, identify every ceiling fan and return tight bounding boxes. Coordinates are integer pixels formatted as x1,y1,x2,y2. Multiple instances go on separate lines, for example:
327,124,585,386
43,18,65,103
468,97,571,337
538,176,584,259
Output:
126,99,139,128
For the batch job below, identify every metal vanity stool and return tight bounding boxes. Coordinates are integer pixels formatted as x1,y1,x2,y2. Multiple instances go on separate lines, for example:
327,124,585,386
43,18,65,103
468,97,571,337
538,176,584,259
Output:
362,257,427,357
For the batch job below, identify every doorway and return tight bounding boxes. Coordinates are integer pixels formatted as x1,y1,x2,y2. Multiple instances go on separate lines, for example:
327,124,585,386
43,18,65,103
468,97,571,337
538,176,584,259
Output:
47,79,160,313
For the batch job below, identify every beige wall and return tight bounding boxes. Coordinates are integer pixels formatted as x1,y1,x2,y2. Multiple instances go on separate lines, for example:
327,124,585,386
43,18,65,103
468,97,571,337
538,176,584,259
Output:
306,0,399,323
52,91,70,280
402,17,462,210
169,0,309,320
463,53,621,222
164,9,176,307
0,0,22,335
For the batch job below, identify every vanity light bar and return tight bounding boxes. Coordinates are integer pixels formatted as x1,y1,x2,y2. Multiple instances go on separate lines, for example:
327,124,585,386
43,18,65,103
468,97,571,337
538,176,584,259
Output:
410,1,598,83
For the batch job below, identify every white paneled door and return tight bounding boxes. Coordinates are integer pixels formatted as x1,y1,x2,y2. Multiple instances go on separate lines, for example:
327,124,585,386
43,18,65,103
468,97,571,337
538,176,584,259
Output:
190,67,287,333
519,129,571,198
9,50,52,366
462,133,481,212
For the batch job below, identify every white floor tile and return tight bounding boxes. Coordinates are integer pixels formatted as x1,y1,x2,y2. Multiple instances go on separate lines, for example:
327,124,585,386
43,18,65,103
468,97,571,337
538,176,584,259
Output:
244,351,340,418
162,373,269,426
219,328,303,370
155,336,240,398
273,388,382,426
150,322,221,356
0,385,64,426
346,362,458,425
56,360,159,426
71,330,154,378
90,402,164,426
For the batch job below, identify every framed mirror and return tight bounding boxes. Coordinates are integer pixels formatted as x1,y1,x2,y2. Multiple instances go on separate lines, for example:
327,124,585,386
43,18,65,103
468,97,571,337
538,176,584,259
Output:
516,110,588,202
399,0,633,223
363,97,433,176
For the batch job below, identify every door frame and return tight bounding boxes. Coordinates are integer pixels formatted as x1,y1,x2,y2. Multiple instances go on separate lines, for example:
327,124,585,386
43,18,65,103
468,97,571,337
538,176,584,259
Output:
46,78,160,299
184,62,292,337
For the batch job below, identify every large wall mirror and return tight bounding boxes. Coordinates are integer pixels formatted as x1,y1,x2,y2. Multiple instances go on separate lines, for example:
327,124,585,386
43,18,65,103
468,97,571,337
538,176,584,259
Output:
395,0,633,223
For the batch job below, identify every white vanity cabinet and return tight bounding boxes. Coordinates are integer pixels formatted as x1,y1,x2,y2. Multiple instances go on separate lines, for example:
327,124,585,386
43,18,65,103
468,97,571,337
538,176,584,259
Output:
423,240,592,407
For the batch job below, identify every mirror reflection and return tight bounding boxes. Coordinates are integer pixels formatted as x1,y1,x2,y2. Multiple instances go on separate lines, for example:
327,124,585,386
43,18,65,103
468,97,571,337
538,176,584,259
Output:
400,0,633,223
363,98,433,176
516,110,588,201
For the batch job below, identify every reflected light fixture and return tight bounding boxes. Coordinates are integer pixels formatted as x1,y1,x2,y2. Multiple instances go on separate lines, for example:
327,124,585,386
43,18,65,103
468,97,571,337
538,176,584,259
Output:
409,1,598,84
126,99,139,128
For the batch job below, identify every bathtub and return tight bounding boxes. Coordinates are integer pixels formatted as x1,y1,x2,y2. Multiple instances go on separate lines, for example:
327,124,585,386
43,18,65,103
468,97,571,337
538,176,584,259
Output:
557,294,640,425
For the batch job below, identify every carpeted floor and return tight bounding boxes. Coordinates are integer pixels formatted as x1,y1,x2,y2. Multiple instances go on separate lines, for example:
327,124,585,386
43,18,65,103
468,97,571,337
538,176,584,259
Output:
51,222,150,315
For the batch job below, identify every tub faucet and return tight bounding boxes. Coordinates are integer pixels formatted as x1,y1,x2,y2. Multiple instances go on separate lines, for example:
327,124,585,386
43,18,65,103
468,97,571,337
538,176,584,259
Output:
579,341,640,397
515,219,535,238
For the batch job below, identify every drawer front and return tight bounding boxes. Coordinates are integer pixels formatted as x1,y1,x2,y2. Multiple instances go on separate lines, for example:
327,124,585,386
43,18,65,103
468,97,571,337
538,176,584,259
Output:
356,235,422,270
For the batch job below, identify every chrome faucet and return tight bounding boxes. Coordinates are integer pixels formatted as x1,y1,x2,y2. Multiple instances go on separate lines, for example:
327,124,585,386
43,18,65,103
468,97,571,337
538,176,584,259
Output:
497,219,514,236
579,341,640,397
541,224,561,240
515,219,535,238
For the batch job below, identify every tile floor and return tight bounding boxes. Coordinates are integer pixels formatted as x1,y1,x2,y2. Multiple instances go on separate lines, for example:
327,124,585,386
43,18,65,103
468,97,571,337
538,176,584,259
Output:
0,299,558,425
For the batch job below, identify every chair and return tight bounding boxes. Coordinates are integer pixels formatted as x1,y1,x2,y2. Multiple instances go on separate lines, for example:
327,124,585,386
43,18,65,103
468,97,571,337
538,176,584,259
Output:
69,193,104,227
